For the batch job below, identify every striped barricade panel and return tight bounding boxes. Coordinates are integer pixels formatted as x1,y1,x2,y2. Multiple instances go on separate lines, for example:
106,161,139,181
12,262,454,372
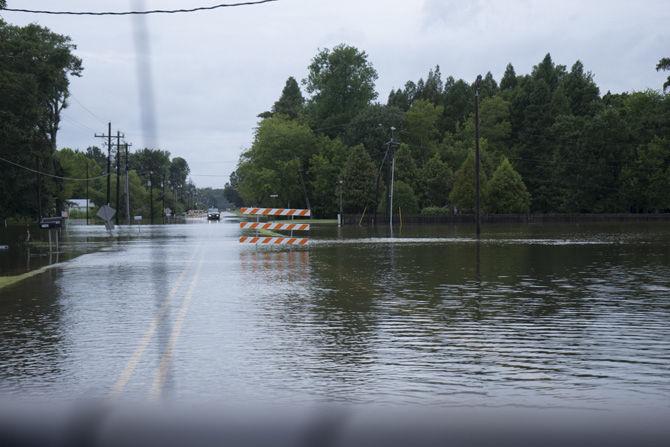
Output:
239,236,309,246
239,222,310,231
240,208,311,217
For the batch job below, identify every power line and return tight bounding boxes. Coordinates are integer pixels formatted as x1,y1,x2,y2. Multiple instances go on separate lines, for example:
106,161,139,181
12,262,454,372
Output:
70,96,107,125
0,155,109,181
61,115,98,133
3,1,279,16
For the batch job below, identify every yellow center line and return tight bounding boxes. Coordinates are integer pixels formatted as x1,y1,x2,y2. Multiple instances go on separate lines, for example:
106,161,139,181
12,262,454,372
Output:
149,254,204,399
109,247,200,397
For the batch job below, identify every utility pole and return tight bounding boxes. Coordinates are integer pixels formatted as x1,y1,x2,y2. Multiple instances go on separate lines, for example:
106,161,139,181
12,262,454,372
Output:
114,131,126,224
475,75,482,239
125,143,131,225
115,131,122,225
35,155,42,219
162,175,166,225
94,122,113,205
86,162,89,225
149,171,154,225
386,126,397,228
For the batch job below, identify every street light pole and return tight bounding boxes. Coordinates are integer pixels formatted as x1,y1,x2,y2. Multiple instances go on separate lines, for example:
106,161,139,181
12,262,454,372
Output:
338,179,343,227
475,74,482,239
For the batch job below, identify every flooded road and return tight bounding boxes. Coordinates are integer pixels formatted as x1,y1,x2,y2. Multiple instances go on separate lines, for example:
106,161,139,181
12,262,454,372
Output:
0,217,669,409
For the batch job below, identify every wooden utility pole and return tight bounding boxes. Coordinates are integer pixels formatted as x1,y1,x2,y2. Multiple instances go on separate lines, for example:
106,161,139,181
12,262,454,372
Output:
125,143,132,225
162,174,166,225
35,155,42,219
86,162,89,225
94,122,113,205
115,131,122,225
475,75,482,238
149,171,154,225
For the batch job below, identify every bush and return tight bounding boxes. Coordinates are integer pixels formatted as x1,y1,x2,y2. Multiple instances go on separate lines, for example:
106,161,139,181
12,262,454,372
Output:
421,206,452,216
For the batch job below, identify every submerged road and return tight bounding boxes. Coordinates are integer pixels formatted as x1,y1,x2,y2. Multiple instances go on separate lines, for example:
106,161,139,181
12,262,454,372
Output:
0,216,669,409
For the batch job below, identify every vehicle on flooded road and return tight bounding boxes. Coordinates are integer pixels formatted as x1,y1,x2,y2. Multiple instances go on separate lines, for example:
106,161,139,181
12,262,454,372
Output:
207,208,220,221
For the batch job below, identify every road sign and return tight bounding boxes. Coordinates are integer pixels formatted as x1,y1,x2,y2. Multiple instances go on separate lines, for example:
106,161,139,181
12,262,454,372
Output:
134,215,142,222
97,204,116,222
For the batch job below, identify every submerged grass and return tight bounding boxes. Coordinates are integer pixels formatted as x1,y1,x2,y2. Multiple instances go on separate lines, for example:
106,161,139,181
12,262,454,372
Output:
0,263,61,290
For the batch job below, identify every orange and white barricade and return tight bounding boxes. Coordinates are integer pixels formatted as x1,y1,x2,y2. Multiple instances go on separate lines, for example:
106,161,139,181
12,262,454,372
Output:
239,207,311,247
240,208,311,217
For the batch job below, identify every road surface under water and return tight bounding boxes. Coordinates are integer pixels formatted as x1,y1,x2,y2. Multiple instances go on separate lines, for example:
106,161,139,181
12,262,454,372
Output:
0,216,669,409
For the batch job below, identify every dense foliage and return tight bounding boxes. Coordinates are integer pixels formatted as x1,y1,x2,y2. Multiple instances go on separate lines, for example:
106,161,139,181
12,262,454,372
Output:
0,19,195,221
231,45,670,216
0,18,81,219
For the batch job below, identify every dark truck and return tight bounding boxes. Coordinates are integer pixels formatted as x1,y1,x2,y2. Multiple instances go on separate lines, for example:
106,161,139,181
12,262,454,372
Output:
207,208,220,221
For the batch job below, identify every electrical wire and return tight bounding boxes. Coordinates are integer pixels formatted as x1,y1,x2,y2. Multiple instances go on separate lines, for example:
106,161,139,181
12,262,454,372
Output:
3,1,279,16
69,96,107,125
0,155,110,181
61,115,98,133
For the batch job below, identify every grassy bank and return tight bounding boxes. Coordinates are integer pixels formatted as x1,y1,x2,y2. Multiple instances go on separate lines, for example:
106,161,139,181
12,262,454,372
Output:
0,263,62,290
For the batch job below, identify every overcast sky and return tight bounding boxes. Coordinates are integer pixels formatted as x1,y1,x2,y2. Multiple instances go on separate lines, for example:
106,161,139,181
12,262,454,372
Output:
3,0,668,187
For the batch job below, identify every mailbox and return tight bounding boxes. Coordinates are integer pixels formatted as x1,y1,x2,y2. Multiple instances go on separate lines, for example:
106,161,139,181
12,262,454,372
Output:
39,217,64,230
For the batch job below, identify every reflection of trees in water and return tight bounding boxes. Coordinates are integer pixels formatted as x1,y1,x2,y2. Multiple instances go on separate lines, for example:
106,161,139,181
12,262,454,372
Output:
238,238,670,401
0,272,65,383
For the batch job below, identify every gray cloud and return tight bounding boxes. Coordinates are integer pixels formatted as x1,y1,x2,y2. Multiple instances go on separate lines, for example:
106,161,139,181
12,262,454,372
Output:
3,0,668,187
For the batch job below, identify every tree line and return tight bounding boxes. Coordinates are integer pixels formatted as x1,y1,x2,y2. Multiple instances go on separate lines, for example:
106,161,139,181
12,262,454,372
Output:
227,44,670,217
0,18,196,222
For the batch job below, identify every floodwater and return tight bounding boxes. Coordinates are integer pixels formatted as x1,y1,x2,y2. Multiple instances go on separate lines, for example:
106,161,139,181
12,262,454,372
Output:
0,216,669,409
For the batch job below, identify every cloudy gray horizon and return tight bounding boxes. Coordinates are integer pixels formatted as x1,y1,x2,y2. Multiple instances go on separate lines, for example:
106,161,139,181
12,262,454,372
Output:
3,0,668,188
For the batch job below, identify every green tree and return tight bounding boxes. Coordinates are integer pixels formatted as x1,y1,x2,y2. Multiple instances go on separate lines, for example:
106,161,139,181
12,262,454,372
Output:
236,116,318,208
392,181,419,215
449,151,487,212
561,60,600,116
621,137,670,212
420,154,453,208
344,104,404,164
484,157,530,213
500,63,517,91
415,65,444,105
479,71,499,98
223,171,244,208
271,76,304,118
85,146,107,170
393,144,418,190
169,157,190,199
657,57,670,92
441,77,474,133
130,148,171,185
404,99,443,164
387,81,417,111
0,19,82,218
341,145,376,213
304,44,378,136
461,96,512,156
309,138,349,217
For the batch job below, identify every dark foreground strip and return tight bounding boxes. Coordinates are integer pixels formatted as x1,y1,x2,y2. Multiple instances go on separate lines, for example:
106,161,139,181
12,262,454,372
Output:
0,402,669,447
